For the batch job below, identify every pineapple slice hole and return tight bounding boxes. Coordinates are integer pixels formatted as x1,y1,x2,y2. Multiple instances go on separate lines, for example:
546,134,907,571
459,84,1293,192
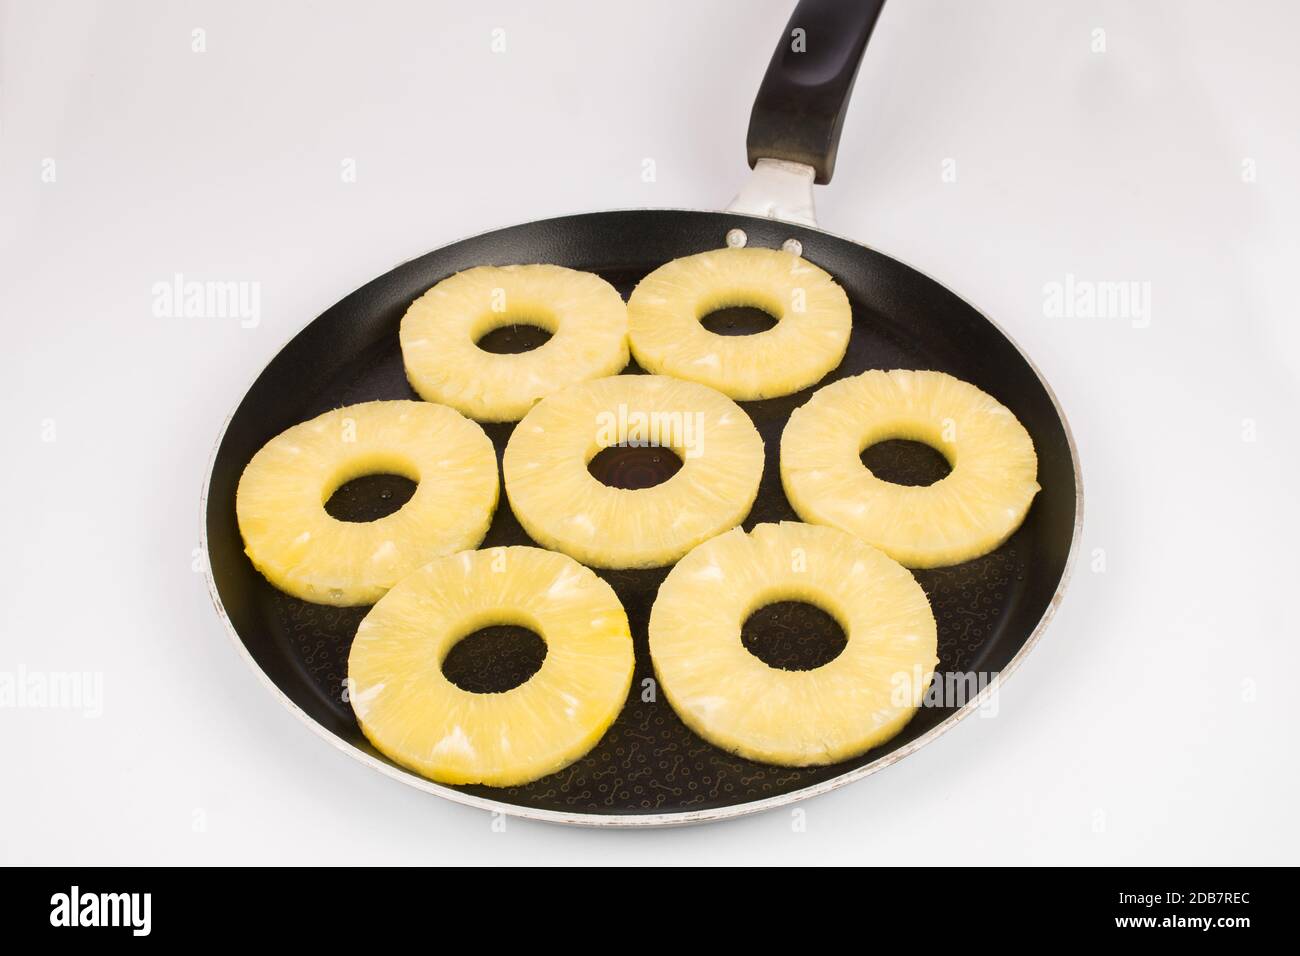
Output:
699,305,779,336
471,303,557,354
586,444,684,490
441,624,547,694
474,322,554,354
741,600,848,671
694,286,786,327
323,473,418,522
859,438,953,488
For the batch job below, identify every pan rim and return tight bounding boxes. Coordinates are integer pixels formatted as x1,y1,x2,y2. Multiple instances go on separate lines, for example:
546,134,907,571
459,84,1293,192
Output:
200,207,1084,828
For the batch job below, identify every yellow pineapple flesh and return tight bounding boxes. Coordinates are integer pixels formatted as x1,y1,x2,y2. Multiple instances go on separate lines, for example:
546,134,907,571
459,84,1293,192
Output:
502,374,764,568
348,546,634,787
781,369,1039,568
236,400,498,605
401,264,629,422
649,522,938,766
626,247,851,400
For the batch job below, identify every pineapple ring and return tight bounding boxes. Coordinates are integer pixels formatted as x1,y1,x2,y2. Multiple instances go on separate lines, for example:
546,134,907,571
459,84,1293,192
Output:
781,369,1040,568
626,247,851,400
348,546,635,787
504,375,764,568
400,264,629,422
236,400,498,606
649,522,938,766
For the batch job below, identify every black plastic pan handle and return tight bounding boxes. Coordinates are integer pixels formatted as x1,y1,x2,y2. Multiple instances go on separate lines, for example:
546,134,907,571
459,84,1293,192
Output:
746,0,887,185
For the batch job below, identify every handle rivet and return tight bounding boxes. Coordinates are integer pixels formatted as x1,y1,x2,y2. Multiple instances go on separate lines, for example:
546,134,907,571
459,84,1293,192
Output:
725,228,748,248
781,238,803,256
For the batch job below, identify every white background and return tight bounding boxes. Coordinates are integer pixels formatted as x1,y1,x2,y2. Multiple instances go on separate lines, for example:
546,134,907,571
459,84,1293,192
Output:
2,0,1297,865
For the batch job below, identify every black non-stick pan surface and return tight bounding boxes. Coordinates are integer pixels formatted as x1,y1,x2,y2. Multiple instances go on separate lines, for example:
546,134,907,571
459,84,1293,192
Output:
203,208,1080,825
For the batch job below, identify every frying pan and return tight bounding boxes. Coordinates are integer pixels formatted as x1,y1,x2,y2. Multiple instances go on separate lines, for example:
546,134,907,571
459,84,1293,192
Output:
202,0,1082,826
